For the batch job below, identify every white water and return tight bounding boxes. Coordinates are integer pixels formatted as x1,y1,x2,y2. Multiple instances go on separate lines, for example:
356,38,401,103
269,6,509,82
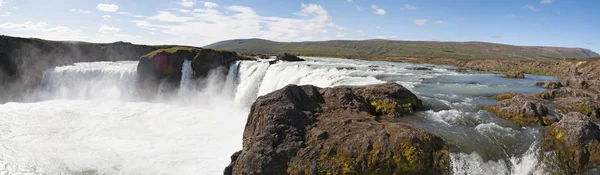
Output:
178,59,194,94
0,57,559,174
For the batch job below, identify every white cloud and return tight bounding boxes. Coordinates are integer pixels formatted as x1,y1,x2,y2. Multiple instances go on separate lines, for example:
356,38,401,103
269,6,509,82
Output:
355,5,363,11
372,5,386,15
71,9,91,14
204,2,218,9
131,3,345,46
583,40,592,45
13,6,19,10
117,12,145,18
0,12,10,17
507,14,518,18
541,0,554,4
524,5,539,11
347,0,354,2
102,15,112,19
148,11,193,22
401,4,418,10
0,21,85,41
97,4,119,12
180,0,196,8
375,26,382,30
356,30,363,33
433,20,445,25
414,19,427,26
0,0,4,7
99,25,121,34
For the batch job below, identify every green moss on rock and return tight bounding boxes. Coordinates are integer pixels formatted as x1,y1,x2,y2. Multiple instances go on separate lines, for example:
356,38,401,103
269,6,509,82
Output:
494,92,518,100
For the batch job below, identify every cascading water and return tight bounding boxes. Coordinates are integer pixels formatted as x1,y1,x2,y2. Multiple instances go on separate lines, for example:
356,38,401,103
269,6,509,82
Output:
35,61,139,101
0,56,561,174
179,59,194,94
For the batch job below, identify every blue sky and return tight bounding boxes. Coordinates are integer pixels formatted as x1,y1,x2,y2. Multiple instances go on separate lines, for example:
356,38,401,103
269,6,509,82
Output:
0,0,598,52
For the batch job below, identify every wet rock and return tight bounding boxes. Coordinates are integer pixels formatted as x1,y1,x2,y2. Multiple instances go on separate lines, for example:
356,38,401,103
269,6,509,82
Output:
137,47,248,95
502,71,525,79
535,88,600,119
542,112,600,174
484,95,549,126
535,81,563,89
225,83,450,175
408,67,433,71
493,92,518,100
276,53,305,62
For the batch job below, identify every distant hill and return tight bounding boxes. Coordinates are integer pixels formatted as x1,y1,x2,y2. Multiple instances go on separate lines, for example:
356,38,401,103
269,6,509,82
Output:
205,39,599,61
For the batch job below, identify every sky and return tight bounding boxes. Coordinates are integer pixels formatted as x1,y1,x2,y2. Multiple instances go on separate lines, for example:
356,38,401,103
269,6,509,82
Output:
0,0,598,52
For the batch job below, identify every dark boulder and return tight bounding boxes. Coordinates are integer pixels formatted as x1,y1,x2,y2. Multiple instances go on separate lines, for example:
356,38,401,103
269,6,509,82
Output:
502,71,525,79
276,53,305,62
542,112,600,174
484,95,550,126
225,83,450,175
408,67,433,71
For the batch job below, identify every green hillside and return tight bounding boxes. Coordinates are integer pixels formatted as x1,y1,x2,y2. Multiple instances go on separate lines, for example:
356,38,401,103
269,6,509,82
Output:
205,39,599,61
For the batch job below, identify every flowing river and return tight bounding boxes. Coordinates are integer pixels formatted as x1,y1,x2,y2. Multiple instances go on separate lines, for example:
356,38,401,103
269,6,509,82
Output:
0,57,558,174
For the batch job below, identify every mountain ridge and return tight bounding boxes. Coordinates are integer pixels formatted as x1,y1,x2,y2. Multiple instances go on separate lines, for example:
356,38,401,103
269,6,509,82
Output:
205,39,599,61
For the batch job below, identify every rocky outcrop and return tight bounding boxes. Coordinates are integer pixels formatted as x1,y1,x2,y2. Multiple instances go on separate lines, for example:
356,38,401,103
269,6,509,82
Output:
493,92,518,100
542,112,600,174
502,71,525,79
276,53,305,62
137,47,249,94
535,81,563,89
0,35,154,101
537,88,600,119
225,83,450,175
484,95,552,126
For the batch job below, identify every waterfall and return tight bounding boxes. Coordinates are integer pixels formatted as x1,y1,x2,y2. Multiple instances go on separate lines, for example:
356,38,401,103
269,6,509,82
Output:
178,59,194,94
233,61,270,108
223,61,240,95
231,61,384,108
38,61,138,101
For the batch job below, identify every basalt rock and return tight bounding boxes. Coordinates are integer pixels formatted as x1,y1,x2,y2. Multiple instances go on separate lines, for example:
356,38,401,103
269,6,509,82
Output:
225,83,450,175
276,53,305,62
484,95,550,126
137,47,249,95
542,112,600,174
502,71,525,79
537,88,600,119
562,77,591,89
535,81,563,89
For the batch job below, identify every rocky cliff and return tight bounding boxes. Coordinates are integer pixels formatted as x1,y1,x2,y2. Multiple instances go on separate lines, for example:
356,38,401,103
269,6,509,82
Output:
136,47,250,95
0,35,154,100
225,83,450,175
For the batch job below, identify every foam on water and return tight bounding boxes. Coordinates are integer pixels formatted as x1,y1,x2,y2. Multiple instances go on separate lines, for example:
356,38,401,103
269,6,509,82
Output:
0,99,247,174
1,56,560,174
